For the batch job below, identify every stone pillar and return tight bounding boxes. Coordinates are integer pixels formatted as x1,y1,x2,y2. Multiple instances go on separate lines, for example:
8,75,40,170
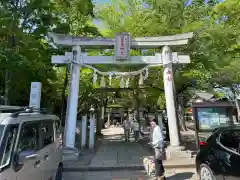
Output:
101,106,104,120
89,112,95,149
162,46,180,147
157,111,164,130
101,106,105,129
64,46,81,149
107,111,111,126
81,115,87,148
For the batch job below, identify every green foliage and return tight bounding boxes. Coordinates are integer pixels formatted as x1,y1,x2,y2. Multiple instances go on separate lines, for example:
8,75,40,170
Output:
96,0,240,109
1,0,239,114
0,0,98,111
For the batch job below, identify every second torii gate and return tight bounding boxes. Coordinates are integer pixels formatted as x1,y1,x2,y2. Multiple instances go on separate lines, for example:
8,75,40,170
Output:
48,32,193,155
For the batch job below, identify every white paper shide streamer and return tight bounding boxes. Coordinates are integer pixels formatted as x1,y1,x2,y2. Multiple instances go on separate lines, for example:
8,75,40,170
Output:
100,76,106,87
139,73,144,85
144,68,149,80
108,73,113,85
93,70,98,84
120,77,124,88
69,55,161,88
125,77,130,88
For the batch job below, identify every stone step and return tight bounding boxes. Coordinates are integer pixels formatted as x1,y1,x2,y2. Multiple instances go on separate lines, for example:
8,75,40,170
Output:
64,157,196,172
163,157,196,168
62,147,80,161
167,150,197,159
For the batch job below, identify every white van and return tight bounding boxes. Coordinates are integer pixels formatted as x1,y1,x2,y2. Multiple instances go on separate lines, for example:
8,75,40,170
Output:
0,106,63,180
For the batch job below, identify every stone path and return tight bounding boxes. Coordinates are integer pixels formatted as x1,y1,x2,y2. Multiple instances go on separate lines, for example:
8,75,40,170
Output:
89,128,151,168
64,127,199,179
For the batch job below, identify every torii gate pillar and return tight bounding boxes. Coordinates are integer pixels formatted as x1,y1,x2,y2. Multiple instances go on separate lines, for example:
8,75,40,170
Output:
162,46,180,147
64,46,81,149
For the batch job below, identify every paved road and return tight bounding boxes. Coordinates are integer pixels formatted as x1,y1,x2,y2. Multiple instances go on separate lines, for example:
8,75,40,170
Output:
64,169,198,180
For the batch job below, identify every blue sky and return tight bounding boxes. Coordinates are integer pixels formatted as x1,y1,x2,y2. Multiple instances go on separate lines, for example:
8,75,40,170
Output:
92,0,111,29
185,0,224,6
93,0,110,4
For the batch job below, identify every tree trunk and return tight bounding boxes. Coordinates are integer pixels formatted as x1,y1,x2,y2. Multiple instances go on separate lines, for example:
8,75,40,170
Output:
96,92,104,136
96,107,102,136
136,90,140,123
4,70,9,105
132,77,140,123
60,65,70,126
178,94,187,131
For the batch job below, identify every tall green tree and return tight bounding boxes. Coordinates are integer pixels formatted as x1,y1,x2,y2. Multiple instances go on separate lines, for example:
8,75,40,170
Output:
96,0,240,129
0,0,98,110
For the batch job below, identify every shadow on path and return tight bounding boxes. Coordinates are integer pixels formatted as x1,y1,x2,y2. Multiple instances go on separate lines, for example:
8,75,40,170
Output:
89,128,151,169
167,172,196,179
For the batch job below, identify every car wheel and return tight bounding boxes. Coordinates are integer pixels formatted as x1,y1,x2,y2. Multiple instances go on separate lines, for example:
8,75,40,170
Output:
199,164,216,180
55,165,63,180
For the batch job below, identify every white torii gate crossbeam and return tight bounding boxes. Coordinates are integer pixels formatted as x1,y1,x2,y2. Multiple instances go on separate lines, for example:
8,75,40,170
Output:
51,53,190,65
48,32,193,48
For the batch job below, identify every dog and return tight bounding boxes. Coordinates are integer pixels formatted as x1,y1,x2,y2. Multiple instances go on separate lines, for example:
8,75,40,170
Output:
143,157,155,176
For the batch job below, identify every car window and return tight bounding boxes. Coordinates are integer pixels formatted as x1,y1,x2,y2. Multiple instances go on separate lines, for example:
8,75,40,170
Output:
18,122,40,153
219,129,240,152
0,125,5,146
0,125,18,166
42,120,54,147
0,125,4,142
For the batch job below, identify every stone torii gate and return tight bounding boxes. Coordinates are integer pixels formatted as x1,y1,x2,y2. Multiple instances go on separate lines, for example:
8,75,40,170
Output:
48,32,193,155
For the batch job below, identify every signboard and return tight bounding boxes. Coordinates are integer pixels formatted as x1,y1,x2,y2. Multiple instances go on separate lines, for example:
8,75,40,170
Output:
29,82,41,109
197,107,230,131
115,32,130,60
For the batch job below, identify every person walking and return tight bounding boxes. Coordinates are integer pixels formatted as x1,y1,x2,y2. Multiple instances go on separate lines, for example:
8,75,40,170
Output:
149,117,166,180
122,116,131,142
129,113,134,133
132,120,140,142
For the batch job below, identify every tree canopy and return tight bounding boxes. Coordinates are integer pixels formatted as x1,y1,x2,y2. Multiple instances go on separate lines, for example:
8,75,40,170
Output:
0,0,98,112
0,0,239,117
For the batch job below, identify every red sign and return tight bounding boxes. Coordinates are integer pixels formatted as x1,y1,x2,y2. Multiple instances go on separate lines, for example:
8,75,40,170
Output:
166,69,172,80
115,33,130,60
120,36,125,55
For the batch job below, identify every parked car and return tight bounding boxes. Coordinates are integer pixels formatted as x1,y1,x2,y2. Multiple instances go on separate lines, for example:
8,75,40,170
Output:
196,125,240,180
0,106,63,180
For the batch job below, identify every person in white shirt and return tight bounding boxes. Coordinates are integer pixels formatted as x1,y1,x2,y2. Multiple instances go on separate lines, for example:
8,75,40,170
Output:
132,120,140,142
129,113,134,133
150,117,166,180
122,116,131,142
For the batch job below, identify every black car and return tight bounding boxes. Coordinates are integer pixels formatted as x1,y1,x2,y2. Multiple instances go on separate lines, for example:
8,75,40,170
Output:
196,126,240,180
